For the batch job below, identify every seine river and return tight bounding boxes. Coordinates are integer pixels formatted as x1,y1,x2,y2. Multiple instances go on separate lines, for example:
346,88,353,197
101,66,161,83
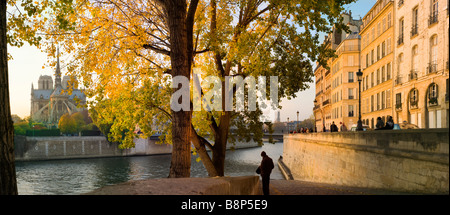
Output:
15,142,284,195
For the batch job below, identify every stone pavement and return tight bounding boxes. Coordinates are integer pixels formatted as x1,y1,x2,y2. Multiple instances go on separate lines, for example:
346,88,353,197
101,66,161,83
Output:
266,179,421,195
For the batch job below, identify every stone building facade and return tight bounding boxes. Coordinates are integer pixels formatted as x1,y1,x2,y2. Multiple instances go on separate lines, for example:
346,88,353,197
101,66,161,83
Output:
360,0,395,128
314,12,363,131
393,0,449,128
30,53,87,127
314,0,449,130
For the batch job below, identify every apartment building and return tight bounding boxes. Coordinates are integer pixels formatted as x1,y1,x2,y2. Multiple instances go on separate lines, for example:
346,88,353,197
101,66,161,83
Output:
360,0,395,128
393,0,449,128
314,12,362,131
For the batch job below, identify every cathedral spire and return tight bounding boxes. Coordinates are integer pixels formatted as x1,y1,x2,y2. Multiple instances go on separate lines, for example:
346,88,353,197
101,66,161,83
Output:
54,47,62,88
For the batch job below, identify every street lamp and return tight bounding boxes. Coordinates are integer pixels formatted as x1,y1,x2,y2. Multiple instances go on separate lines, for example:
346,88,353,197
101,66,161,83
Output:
313,99,317,132
296,111,299,131
287,117,290,133
356,69,364,131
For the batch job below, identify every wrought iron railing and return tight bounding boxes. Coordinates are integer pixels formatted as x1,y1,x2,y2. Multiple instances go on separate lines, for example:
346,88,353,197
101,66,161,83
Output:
427,63,437,75
409,70,418,81
429,13,438,26
397,34,404,45
411,25,418,37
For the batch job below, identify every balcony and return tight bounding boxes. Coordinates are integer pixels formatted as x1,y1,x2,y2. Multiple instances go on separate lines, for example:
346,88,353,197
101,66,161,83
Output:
428,97,438,106
411,25,418,38
395,77,402,85
325,70,330,76
335,45,360,56
313,105,321,111
322,99,330,106
409,70,418,81
427,63,437,75
348,95,354,100
410,100,418,109
395,103,402,111
429,13,438,26
315,90,323,97
397,34,404,46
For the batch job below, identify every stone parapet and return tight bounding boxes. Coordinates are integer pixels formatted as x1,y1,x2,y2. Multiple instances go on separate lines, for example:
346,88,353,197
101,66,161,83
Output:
282,129,449,194
85,176,261,195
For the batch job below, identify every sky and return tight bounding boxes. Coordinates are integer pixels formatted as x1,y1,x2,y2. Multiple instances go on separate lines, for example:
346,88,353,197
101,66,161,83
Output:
8,0,377,121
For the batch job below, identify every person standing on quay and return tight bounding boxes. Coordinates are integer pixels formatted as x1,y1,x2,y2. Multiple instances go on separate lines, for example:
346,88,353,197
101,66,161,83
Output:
257,151,274,195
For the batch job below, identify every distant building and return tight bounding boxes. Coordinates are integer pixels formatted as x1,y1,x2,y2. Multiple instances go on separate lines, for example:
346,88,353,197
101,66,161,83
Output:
314,11,363,132
30,51,87,127
275,111,281,123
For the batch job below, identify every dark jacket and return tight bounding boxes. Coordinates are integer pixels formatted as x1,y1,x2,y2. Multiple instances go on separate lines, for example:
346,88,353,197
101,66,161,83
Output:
330,124,338,132
260,155,274,176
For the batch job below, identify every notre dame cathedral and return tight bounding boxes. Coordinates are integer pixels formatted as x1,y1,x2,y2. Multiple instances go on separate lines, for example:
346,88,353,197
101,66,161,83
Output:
30,52,87,127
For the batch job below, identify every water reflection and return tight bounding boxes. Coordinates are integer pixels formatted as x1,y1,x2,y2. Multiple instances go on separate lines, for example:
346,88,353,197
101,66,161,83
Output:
15,142,283,195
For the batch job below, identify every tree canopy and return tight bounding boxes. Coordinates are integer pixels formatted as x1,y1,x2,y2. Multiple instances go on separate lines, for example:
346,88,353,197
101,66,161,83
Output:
7,0,356,177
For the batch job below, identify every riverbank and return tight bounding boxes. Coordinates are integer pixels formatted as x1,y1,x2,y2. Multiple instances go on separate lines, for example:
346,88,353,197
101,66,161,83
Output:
14,135,262,162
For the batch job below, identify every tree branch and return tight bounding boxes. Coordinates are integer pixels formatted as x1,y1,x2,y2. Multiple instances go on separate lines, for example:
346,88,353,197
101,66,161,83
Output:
143,43,171,56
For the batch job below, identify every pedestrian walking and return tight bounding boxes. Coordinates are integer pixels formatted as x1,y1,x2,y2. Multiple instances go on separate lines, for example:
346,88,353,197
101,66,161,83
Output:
384,116,394,129
375,117,384,130
330,121,338,132
340,122,347,132
257,151,274,195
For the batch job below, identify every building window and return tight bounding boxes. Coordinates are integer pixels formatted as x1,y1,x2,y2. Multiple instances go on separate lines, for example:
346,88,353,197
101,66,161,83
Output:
428,83,438,105
382,42,386,57
371,72,374,87
387,12,392,28
348,88,354,100
411,7,419,37
348,105,354,117
398,18,404,45
377,93,380,110
377,69,380,85
382,66,386,82
410,88,419,108
382,91,386,109
396,93,402,110
411,46,419,80
365,54,369,68
348,72,354,83
377,45,380,61
429,0,439,26
428,35,438,74
387,37,391,54
386,89,391,108
371,95,374,112
387,63,391,80
371,49,375,64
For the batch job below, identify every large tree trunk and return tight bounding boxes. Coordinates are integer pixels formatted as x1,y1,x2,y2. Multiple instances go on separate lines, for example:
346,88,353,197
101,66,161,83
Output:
212,110,231,176
0,0,18,195
166,0,192,178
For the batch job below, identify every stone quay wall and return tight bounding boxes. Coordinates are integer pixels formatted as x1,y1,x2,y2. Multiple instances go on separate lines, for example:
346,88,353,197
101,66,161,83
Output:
282,129,449,194
14,136,172,161
14,135,260,162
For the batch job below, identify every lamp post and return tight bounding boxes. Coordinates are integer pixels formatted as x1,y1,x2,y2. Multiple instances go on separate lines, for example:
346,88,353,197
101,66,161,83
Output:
296,111,299,132
287,117,290,133
356,69,364,131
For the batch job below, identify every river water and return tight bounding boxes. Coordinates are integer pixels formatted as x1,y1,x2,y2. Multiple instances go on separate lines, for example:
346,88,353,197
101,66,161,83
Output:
15,142,284,195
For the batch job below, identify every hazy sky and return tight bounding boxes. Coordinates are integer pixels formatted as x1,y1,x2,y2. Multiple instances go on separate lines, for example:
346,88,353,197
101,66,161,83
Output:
8,0,377,121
